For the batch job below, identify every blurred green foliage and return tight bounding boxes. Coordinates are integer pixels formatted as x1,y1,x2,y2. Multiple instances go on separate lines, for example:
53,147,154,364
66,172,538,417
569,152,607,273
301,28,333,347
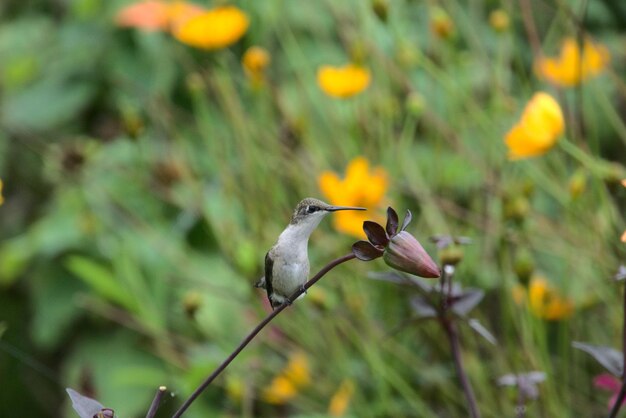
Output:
0,0,625,417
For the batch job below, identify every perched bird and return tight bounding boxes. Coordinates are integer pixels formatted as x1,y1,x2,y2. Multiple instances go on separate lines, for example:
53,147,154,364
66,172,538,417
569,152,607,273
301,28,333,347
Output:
256,198,366,308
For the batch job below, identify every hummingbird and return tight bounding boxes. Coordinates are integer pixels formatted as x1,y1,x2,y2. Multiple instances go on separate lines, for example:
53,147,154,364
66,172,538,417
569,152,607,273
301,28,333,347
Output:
256,198,366,309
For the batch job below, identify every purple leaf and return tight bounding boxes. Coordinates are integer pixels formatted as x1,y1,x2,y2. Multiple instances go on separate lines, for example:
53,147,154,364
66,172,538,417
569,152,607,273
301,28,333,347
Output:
467,319,497,345
400,210,413,231
66,388,105,418
497,371,545,398
367,271,431,290
451,289,484,316
573,342,623,377
352,241,383,261
497,374,517,386
525,371,547,383
410,296,437,318
454,236,473,245
386,207,399,236
363,221,389,246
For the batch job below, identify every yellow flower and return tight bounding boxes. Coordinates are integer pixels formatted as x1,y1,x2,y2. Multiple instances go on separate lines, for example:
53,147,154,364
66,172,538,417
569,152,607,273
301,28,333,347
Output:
535,37,610,87
172,6,249,50
504,92,565,160
319,157,388,238
328,379,355,417
226,376,244,402
528,276,574,320
262,376,297,405
262,351,311,405
167,1,205,28
489,9,510,32
0,179,4,206
317,64,371,98
282,351,311,387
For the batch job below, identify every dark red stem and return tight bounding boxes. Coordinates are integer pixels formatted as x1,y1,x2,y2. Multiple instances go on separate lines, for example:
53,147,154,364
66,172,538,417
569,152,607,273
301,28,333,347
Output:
607,286,626,418
443,319,481,418
439,264,480,418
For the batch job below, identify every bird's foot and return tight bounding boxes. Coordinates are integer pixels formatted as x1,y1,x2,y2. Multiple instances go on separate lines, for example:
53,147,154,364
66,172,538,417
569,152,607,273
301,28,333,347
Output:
299,285,307,295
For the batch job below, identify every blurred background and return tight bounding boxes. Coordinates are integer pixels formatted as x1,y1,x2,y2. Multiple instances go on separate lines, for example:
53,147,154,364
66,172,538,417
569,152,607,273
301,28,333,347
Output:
0,0,625,417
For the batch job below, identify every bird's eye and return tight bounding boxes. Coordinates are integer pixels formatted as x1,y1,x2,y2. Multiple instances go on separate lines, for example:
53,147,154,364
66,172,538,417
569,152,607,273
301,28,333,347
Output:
307,205,319,214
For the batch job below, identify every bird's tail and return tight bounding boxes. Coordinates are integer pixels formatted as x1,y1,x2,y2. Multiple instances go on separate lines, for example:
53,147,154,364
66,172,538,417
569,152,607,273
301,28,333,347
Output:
254,276,266,289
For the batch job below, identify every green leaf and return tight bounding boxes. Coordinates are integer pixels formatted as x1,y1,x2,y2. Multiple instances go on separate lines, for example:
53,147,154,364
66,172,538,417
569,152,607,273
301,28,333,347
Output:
65,256,137,311
62,332,166,418
1,78,95,132
0,237,33,285
31,263,83,349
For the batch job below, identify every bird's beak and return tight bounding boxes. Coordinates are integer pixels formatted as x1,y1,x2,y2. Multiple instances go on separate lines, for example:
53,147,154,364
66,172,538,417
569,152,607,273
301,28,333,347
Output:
325,206,367,212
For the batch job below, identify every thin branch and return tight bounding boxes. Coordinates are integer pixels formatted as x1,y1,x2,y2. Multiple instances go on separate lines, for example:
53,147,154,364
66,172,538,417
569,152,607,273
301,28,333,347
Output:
171,253,357,418
146,386,167,418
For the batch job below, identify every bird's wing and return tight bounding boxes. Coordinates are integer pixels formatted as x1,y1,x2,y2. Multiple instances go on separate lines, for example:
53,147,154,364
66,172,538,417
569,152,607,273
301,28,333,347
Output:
264,251,274,306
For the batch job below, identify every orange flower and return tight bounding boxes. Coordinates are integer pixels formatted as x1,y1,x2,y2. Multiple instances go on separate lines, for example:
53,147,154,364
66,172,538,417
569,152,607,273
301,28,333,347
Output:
504,92,564,160
242,46,270,86
0,179,4,206
430,7,455,39
317,65,371,98
115,0,170,31
319,157,387,238
242,46,270,74
172,6,249,50
535,37,610,87
115,1,203,32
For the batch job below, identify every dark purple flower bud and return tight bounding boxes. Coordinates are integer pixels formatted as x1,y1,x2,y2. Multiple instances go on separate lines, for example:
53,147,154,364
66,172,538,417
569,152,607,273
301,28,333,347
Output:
94,409,115,418
383,231,440,278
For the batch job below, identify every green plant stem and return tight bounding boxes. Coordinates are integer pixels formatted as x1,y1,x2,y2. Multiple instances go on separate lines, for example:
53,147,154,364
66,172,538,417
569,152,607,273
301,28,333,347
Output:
518,0,541,58
516,390,526,418
558,139,597,167
170,253,357,418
